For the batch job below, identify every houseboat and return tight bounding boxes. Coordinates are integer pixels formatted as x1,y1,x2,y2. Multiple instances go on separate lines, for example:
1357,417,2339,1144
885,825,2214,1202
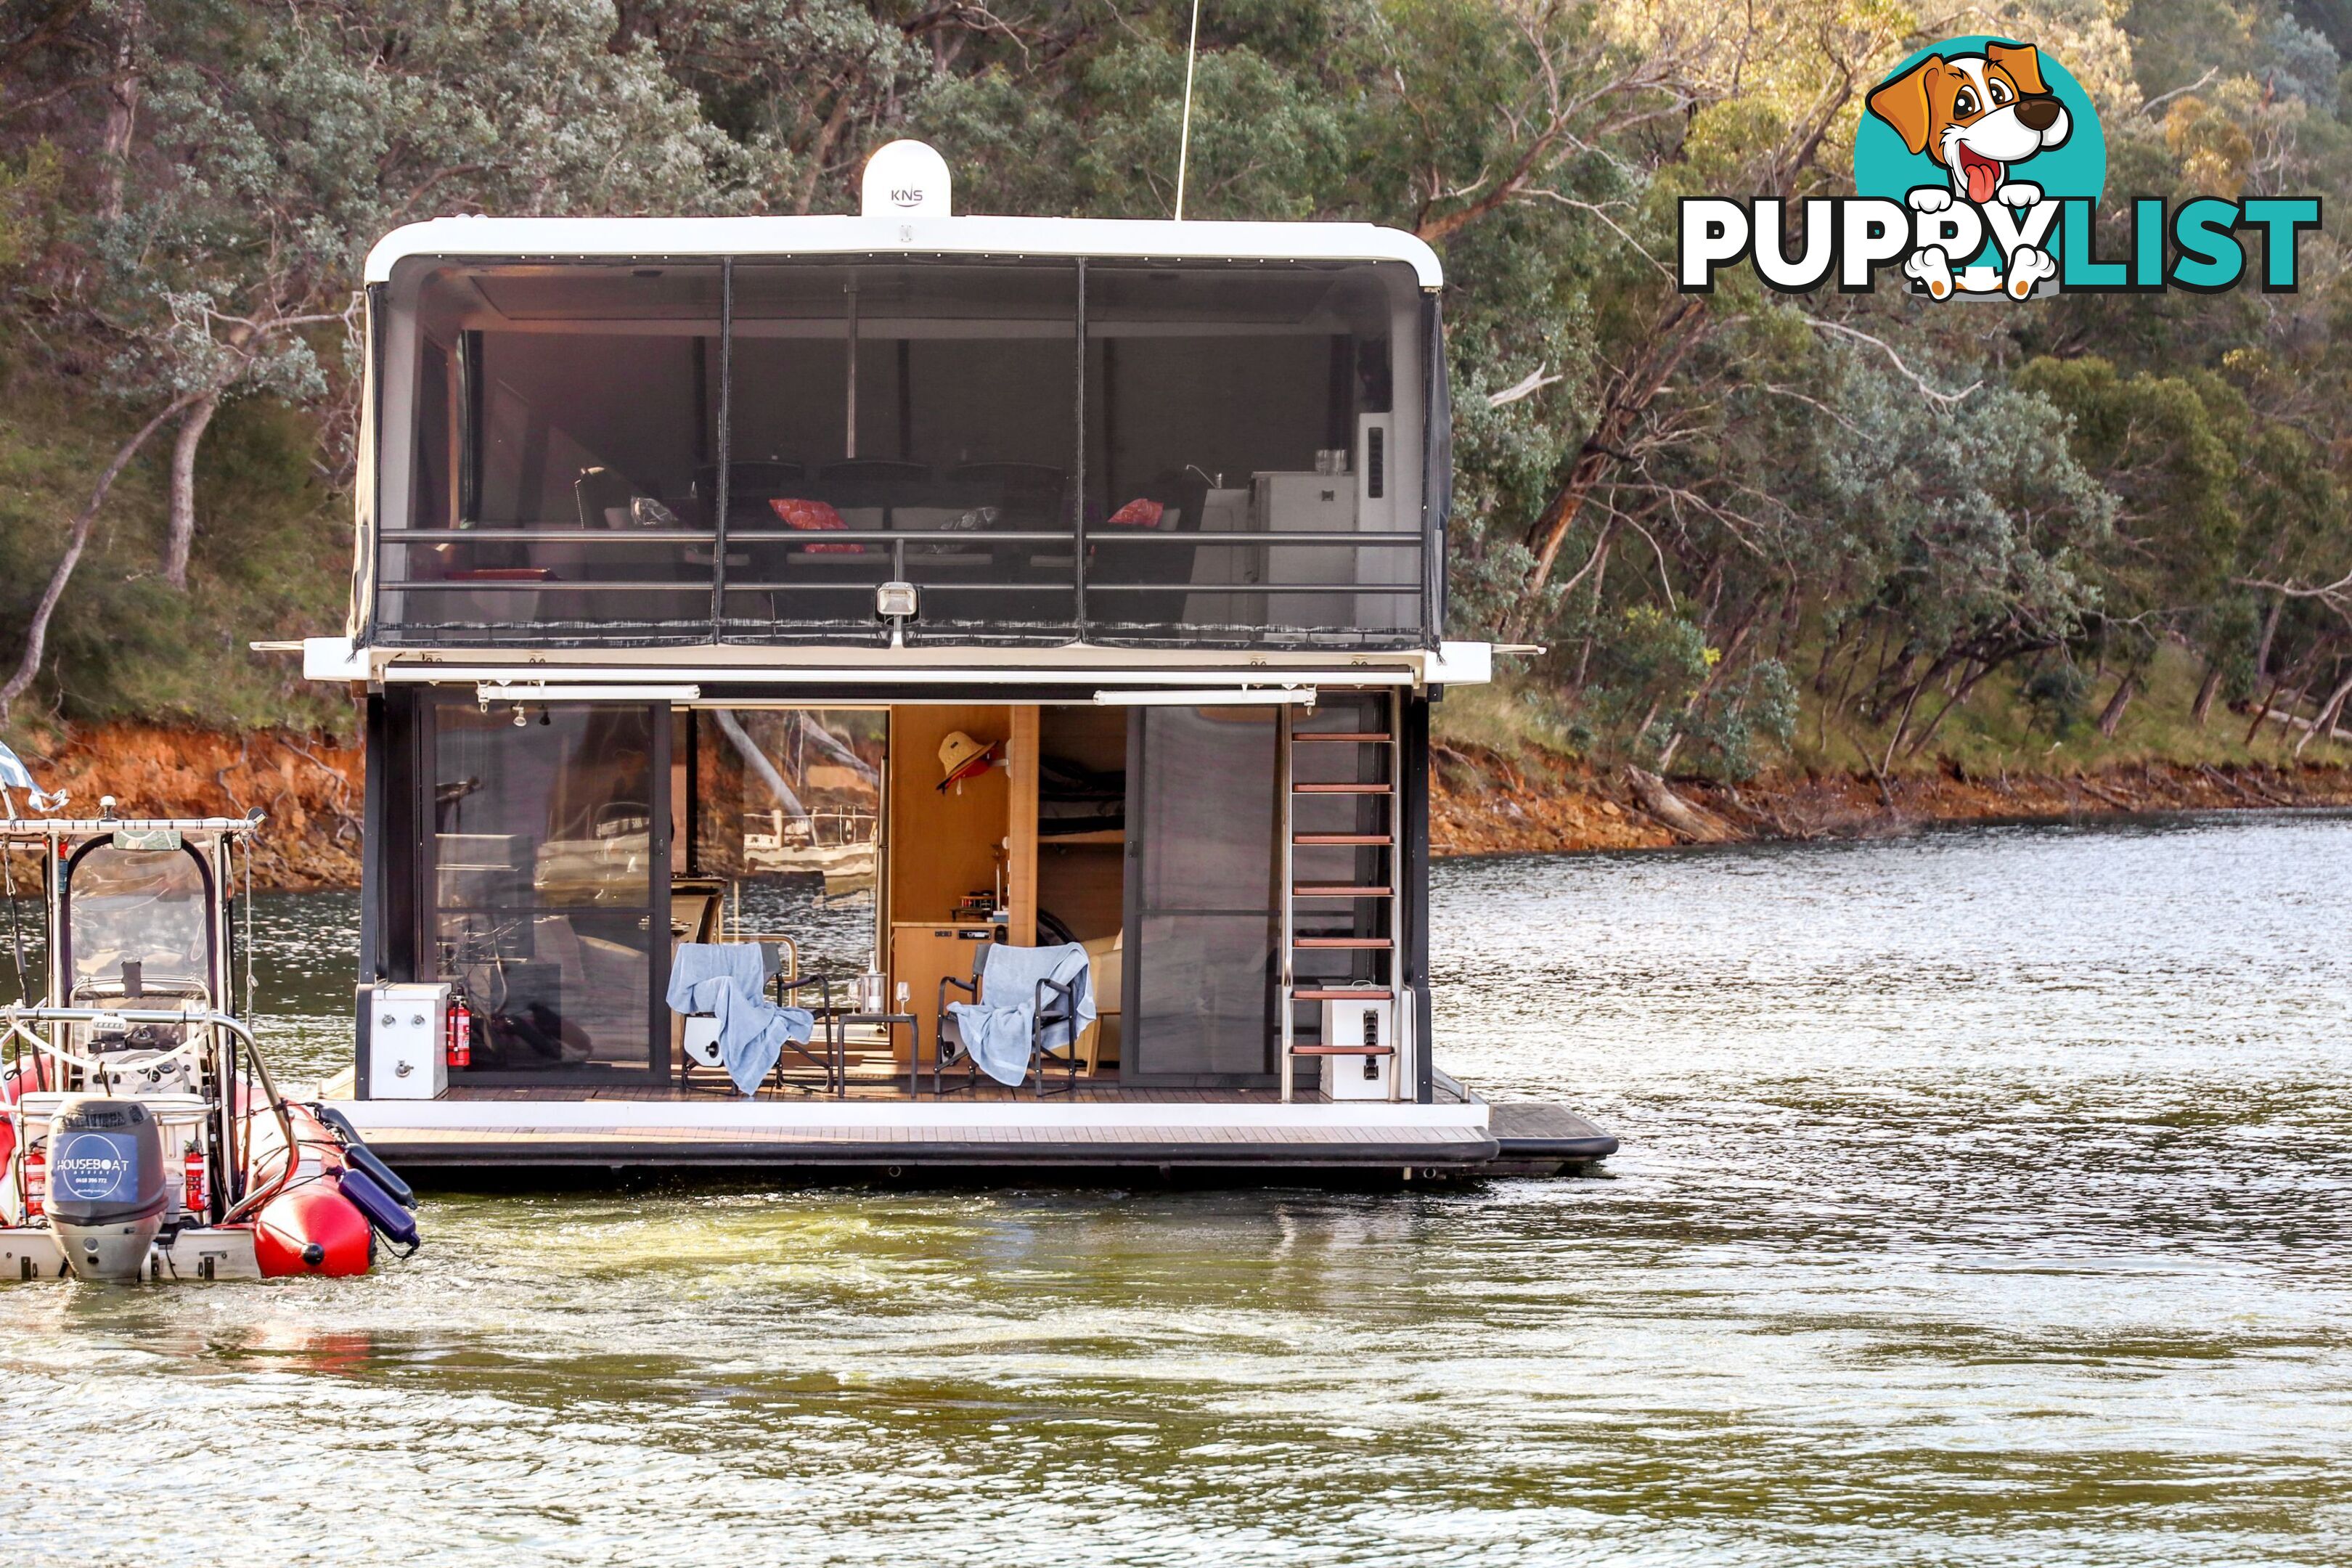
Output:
290,144,1614,1177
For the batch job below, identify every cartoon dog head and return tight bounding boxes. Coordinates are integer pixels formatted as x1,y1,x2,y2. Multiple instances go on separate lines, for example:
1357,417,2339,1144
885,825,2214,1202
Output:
1867,42,2070,204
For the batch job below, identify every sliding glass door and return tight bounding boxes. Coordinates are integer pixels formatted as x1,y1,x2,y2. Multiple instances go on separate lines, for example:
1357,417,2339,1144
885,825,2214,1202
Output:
422,698,668,1079
1123,704,1281,1084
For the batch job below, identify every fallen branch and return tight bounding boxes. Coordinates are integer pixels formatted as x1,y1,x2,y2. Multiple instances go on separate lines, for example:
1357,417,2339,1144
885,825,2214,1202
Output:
2247,704,2347,739
2197,764,2262,805
1623,767,1737,843
2075,778,2138,811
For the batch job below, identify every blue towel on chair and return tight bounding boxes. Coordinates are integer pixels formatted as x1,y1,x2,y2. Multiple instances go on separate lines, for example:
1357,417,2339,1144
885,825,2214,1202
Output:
667,942,814,1096
945,942,1095,1087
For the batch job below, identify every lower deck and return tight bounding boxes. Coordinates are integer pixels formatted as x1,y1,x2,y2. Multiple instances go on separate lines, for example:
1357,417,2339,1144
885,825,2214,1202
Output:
322,1061,1617,1178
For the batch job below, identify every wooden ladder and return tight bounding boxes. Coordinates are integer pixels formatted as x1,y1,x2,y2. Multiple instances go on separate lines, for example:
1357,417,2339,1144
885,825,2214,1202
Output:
1278,693,1408,1103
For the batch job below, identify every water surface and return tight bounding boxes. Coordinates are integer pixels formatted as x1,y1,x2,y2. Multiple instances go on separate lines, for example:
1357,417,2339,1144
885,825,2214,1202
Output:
4,813,2348,1565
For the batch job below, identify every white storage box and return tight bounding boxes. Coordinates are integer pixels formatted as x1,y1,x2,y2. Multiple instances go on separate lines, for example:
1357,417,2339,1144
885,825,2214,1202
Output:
1319,997,1395,1101
364,983,453,1100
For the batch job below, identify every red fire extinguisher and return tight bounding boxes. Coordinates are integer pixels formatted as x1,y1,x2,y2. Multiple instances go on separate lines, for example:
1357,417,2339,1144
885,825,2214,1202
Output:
183,1142,208,1220
23,1143,44,1222
445,995,472,1070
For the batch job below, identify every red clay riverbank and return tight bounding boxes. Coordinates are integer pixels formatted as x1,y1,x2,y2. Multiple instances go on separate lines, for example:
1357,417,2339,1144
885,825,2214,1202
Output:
1429,743,2352,857
9,722,2345,887
7,721,362,889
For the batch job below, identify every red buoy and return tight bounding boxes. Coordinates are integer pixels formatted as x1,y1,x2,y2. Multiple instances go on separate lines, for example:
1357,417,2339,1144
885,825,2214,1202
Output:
253,1178,372,1277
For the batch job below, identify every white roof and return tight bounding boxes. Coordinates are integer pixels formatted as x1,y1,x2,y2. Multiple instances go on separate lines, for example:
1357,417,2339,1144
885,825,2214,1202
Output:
363,214,1444,290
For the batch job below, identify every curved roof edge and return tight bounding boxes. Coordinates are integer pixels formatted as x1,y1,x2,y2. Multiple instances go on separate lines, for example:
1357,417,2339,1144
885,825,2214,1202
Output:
363,214,1444,290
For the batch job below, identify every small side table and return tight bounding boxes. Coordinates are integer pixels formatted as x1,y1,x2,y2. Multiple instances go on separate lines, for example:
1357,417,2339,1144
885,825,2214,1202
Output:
825,1010,921,1096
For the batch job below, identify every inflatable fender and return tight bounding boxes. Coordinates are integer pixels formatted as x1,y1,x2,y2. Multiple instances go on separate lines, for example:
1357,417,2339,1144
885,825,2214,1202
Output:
253,1177,372,1278
340,1140,415,1209
337,1167,420,1253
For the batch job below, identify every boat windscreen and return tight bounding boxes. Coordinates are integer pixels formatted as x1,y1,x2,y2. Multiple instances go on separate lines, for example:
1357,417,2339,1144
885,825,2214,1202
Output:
67,844,213,999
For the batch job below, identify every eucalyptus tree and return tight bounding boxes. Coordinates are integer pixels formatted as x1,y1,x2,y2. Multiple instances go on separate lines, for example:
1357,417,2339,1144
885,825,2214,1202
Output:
0,0,746,717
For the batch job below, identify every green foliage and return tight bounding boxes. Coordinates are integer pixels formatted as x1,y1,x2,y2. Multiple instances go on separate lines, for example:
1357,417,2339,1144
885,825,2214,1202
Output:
2022,661,2091,739
0,0,2343,775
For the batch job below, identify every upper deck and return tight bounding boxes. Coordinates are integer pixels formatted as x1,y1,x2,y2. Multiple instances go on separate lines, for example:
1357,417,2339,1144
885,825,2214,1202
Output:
354,199,1449,658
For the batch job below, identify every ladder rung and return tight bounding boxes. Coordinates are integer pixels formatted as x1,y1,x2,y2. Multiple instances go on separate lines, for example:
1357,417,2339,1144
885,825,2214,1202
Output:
1295,936,1391,949
1294,833,1393,845
1289,1044,1394,1057
1292,783,1392,795
1293,987,1394,1001
1294,885,1392,898
1292,732,1391,743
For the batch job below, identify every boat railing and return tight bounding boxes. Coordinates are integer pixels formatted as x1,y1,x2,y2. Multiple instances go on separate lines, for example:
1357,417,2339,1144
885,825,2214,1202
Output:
0,1004,299,1225
0,812,266,837
369,522,1433,652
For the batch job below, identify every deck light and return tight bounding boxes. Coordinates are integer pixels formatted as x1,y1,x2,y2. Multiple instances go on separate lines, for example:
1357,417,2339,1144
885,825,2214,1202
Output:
875,581,919,648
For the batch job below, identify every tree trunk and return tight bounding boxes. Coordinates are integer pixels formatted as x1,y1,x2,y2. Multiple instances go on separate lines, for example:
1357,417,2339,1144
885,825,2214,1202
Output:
0,394,196,722
1507,300,1707,639
2095,673,2136,739
1902,656,2001,762
2191,662,2224,728
98,0,144,220
2245,676,2282,746
162,390,219,589
2295,666,2352,759
2251,592,2285,677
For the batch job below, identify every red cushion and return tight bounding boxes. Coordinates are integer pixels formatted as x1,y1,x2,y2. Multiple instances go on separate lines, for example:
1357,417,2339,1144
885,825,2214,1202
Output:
1105,497,1164,528
769,497,863,553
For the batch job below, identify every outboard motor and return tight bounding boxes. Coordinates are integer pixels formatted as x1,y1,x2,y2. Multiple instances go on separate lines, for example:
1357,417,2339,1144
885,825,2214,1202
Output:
45,1095,167,1281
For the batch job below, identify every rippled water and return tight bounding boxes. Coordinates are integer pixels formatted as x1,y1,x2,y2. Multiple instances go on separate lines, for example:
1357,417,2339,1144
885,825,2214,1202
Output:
5,813,2350,1565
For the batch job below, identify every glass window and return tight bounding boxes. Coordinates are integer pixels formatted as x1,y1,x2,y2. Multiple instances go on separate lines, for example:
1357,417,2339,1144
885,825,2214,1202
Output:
65,846,212,1002
725,262,1079,634
387,264,723,634
1085,262,1416,635
375,254,1424,644
428,701,658,1073
689,706,882,890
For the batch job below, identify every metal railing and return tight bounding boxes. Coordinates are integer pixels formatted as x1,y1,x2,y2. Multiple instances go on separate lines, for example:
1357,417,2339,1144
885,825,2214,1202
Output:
368,523,1432,648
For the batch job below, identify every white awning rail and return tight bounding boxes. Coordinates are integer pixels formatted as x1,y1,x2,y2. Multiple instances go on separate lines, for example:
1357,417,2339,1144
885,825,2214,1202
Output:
291,637,1495,693
1093,687,1315,707
478,682,701,706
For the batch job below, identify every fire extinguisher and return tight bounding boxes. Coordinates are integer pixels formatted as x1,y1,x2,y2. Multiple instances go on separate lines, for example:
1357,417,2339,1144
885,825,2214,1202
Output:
445,994,472,1070
183,1141,208,1220
23,1142,44,1222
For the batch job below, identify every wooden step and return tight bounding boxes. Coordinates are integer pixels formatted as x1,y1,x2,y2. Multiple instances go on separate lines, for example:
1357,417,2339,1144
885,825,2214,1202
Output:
1291,782,1392,795
1289,1043,1394,1057
1294,936,1392,950
1293,885,1392,899
1292,732,1391,743
1292,987,1394,1001
1294,833,1394,846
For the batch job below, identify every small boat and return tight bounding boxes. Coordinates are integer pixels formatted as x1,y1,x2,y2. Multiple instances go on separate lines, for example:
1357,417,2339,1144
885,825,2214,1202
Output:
0,775,420,1281
743,807,878,897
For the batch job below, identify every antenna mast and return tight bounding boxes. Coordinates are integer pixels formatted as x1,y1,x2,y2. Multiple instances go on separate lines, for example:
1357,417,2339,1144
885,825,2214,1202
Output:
1174,0,1204,220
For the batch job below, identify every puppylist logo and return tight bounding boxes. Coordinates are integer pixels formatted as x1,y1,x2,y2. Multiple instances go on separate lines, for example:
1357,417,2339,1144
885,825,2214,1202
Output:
1679,36,2321,298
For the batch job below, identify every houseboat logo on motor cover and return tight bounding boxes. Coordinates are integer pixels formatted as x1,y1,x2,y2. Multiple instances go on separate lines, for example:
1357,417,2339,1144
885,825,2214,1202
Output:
1678,35,2321,298
52,1132,135,1201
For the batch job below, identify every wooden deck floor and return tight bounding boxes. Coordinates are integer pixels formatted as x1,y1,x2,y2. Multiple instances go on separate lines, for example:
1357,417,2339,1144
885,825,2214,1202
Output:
436,1056,1472,1108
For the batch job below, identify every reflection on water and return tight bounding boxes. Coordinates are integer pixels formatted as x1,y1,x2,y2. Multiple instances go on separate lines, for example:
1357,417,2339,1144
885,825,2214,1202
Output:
4,813,2351,1564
